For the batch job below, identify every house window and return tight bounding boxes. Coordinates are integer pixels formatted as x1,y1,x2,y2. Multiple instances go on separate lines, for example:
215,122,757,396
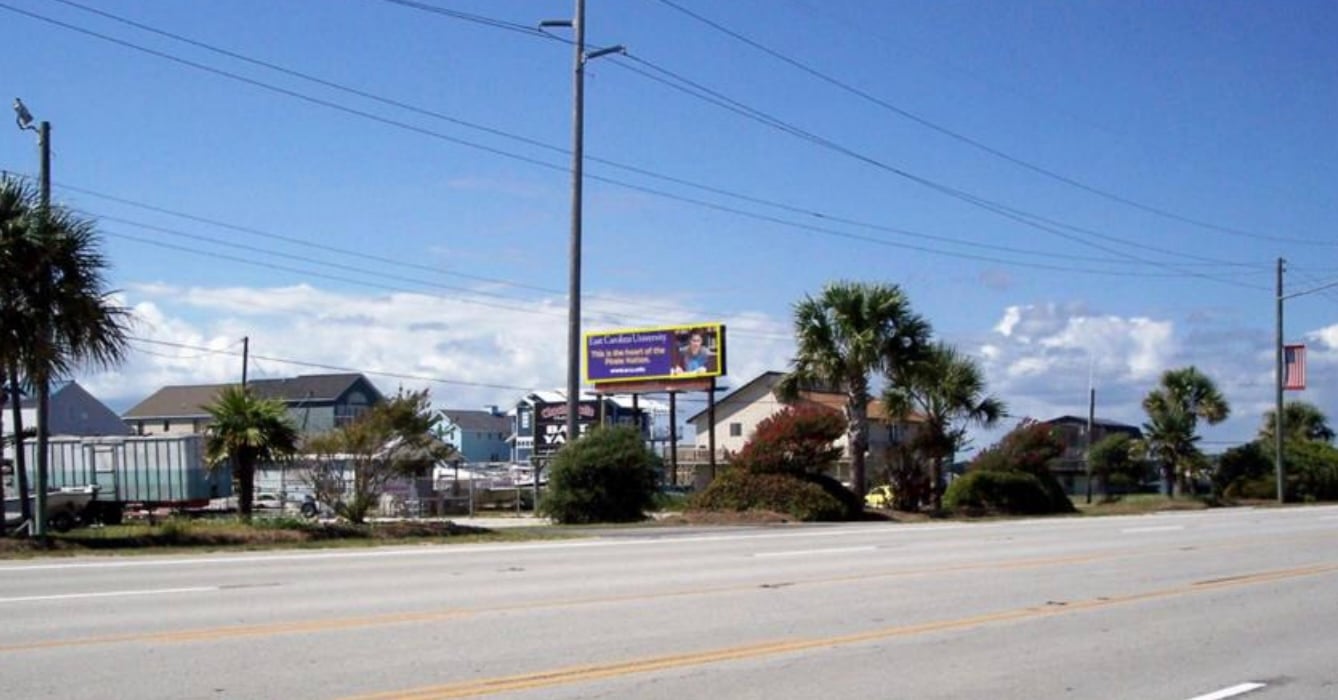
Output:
729,422,742,437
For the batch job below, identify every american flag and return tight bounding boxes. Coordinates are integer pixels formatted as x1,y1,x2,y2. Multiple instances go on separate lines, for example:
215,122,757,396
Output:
1284,344,1307,391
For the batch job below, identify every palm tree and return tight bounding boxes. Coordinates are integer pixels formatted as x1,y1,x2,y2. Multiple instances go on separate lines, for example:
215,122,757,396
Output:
1141,366,1230,496
203,385,299,520
884,342,1006,510
0,175,131,531
1259,401,1334,445
778,281,930,497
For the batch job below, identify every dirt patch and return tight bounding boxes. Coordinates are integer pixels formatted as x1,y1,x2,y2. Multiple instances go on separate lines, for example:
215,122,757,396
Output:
0,520,497,557
660,510,801,526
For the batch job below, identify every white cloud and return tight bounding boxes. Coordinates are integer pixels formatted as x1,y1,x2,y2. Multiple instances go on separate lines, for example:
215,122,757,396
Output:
69,287,1335,457
74,283,796,415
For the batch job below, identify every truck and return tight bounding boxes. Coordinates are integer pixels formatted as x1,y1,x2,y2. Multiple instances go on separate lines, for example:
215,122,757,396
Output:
18,434,231,525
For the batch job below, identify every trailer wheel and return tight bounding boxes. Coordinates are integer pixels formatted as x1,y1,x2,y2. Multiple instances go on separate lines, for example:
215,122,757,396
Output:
94,504,123,526
49,511,75,533
300,502,318,519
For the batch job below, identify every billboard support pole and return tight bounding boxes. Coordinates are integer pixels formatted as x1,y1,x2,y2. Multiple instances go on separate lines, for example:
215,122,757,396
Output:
708,378,717,481
669,391,678,487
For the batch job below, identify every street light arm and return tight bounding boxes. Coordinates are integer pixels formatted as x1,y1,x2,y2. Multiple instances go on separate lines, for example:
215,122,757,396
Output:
585,44,626,61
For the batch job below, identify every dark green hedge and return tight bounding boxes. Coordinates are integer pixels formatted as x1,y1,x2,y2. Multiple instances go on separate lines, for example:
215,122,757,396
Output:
943,470,1073,515
690,469,859,521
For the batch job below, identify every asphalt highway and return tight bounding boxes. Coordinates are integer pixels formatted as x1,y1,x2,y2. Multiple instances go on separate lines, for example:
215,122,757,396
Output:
2,505,1336,699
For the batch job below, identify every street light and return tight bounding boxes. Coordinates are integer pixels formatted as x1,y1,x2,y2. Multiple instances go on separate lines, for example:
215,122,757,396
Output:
540,2,624,453
11,97,51,539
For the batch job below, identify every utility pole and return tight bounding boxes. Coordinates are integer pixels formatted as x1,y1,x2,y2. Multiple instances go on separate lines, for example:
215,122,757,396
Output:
241,336,249,389
1275,257,1285,504
34,117,50,541
1084,387,1095,505
541,2,624,452
13,99,51,539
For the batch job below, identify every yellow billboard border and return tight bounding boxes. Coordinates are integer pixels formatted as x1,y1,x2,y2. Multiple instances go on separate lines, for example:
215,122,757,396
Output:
583,322,726,385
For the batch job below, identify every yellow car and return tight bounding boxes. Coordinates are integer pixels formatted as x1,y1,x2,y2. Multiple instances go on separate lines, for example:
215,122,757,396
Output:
864,485,894,509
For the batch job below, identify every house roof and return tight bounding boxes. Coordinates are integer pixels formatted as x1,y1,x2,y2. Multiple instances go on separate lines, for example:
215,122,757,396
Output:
15,380,73,409
124,373,379,419
518,390,642,411
248,374,378,404
440,409,510,433
1043,415,1142,432
685,371,784,423
686,371,925,424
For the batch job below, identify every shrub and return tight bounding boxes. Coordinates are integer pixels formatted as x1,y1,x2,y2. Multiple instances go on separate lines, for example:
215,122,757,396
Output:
539,425,661,524
971,419,1064,476
953,420,1074,515
1285,440,1338,502
732,404,846,477
943,470,1055,515
1213,441,1272,498
690,469,856,521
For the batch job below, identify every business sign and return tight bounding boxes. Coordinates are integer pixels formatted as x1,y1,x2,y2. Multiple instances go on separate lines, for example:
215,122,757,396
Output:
584,323,726,385
534,400,600,456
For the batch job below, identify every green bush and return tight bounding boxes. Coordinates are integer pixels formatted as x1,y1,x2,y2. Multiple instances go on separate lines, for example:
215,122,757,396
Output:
690,469,856,521
1213,442,1272,497
1223,476,1275,500
539,425,661,524
943,470,1067,515
1285,440,1338,502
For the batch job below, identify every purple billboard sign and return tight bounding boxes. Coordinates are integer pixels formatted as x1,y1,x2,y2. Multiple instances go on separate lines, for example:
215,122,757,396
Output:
584,323,725,384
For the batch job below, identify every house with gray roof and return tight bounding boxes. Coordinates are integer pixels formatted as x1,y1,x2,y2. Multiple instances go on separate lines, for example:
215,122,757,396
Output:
436,407,511,464
1041,415,1148,495
3,381,130,462
123,373,384,437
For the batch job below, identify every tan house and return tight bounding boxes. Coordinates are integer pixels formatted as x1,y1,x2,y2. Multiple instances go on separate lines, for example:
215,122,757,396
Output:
684,371,924,478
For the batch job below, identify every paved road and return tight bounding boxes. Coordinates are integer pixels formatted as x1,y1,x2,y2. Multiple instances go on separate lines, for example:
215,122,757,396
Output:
2,506,1337,699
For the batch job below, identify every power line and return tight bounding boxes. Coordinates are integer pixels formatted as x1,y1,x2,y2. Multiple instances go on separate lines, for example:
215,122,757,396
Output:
33,2,1258,276
363,0,1276,287
130,337,534,392
3,2,1263,287
97,218,796,340
650,0,1330,248
128,336,244,361
610,53,1269,290
364,0,1268,283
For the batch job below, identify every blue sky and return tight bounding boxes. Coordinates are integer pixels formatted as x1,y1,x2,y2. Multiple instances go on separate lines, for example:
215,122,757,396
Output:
1,0,1335,453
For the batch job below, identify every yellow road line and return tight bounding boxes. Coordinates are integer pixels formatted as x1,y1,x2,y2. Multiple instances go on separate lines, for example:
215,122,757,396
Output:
0,609,472,653
344,562,1338,700
0,531,1324,655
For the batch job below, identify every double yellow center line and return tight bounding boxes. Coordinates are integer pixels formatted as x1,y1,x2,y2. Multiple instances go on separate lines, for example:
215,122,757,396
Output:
344,562,1338,700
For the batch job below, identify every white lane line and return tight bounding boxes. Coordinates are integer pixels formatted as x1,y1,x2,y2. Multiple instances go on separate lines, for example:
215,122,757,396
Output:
1122,525,1185,534
1185,682,1266,700
0,586,216,604
754,546,877,559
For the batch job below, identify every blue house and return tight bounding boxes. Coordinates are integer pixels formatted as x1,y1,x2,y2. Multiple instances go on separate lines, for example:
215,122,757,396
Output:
436,407,511,464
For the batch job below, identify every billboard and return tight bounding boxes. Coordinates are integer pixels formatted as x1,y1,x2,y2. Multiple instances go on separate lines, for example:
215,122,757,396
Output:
585,323,726,385
534,400,600,456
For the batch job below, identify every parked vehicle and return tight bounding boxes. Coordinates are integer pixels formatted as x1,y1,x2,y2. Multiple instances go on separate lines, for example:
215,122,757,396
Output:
19,435,231,525
3,485,98,532
865,484,895,509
